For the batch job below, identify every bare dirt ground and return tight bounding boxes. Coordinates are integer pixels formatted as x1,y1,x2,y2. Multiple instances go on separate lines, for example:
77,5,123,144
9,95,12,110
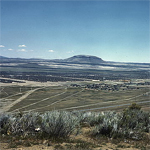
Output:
0,128,150,150
0,143,142,150
0,77,67,87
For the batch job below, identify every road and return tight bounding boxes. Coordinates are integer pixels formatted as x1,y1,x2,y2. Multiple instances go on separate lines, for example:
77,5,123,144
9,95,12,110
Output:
60,91,150,111
11,87,68,113
78,100,150,112
23,88,85,112
2,87,43,112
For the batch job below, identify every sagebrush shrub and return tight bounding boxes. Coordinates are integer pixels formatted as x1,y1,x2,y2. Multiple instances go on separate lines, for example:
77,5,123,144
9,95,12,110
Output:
41,110,80,138
0,103,149,141
118,105,150,139
9,112,41,137
120,105,150,132
91,104,150,140
91,111,120,137
72,111,104,126
0,113,10,134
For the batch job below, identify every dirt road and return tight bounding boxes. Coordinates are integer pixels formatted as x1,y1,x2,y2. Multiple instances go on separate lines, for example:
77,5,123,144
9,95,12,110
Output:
2,88,43,112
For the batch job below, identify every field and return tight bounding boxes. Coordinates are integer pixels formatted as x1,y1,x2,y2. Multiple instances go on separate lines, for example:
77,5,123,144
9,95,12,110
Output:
0,80,149,113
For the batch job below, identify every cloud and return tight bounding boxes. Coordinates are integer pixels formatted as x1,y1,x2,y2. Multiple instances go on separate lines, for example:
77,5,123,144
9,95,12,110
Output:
0,45,5,47
18,44,26,47
29,50,34,52
18,49,27,52
48,50,54,52
8,49,13,51
67,50,74,54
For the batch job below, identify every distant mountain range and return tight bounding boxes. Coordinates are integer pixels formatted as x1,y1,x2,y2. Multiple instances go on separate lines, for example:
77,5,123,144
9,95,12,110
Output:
0,55,149,64
0,56,9,59
0,55,150,71
0,55,105,64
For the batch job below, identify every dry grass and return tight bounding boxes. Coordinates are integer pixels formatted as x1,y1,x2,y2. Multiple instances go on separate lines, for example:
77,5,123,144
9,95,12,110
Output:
0,84,149,113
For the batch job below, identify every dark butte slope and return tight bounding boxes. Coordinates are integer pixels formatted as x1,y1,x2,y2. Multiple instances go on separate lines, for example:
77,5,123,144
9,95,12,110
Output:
63,55,104,64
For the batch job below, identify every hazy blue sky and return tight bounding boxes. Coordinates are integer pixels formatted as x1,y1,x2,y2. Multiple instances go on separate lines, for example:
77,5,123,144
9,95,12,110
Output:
0,0,149,62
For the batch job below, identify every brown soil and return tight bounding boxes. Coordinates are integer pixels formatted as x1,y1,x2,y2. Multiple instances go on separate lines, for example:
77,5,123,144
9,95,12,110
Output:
0,142,143,150
1,128,150,150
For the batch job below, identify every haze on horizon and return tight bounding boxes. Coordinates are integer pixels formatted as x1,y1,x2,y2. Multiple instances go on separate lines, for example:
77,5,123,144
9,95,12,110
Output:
0,0,149,63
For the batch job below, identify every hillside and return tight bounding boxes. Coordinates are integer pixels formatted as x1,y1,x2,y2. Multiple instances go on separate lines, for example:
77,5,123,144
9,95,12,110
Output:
0,104,150,150
64,55,104,64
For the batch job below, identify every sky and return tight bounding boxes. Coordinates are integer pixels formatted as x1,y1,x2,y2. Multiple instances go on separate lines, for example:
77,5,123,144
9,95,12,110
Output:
0,0,149,63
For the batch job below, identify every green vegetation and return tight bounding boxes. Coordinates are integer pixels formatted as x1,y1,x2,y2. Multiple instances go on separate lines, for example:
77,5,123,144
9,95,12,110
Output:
91,103,150,140
0,104,150,149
